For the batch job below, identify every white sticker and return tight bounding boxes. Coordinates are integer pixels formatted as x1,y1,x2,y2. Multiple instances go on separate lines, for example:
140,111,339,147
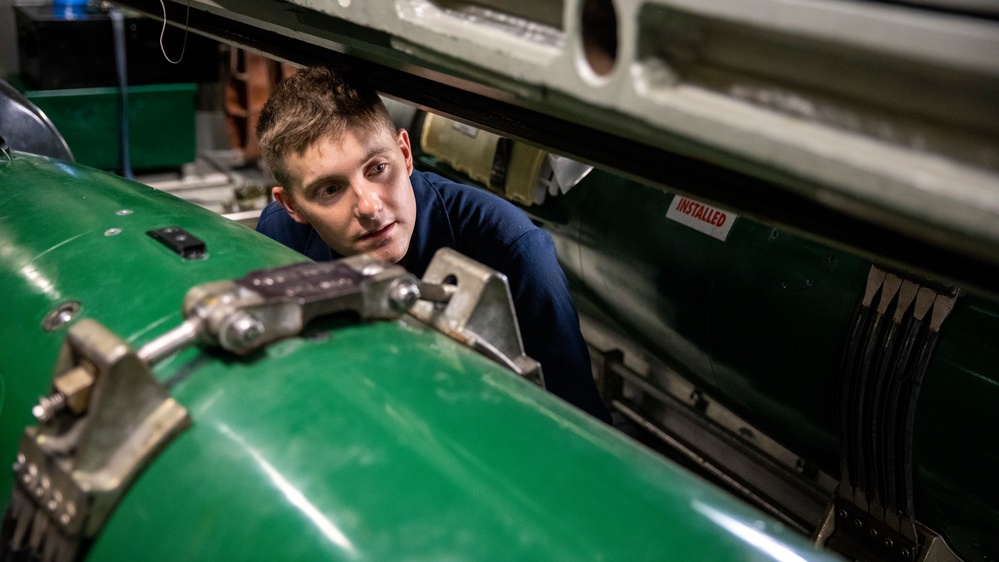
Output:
665,196,737,241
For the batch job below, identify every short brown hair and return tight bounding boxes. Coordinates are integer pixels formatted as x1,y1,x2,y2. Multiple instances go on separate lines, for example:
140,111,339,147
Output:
257,66,396,187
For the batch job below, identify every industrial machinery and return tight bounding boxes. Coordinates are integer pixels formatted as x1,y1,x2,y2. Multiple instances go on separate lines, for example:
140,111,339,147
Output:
3,0,998,560
410,111,999,562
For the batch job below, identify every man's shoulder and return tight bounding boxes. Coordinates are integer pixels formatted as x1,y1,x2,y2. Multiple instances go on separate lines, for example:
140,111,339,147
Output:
413,170,531,225
256,200,311,247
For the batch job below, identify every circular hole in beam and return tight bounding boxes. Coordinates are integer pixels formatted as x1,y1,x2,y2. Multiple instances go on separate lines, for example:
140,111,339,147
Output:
580,0,619,77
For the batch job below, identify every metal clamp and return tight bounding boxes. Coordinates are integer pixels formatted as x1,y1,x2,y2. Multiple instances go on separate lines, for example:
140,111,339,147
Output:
410,248,543,385
181,251,539,383
7,320,191,562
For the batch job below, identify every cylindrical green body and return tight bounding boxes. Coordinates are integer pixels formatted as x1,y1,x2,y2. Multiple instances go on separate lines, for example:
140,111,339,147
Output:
0,153,840,560
535,169,999,561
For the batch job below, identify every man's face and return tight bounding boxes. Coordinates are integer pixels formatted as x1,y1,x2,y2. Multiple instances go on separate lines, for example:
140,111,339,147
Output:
273,126,417,264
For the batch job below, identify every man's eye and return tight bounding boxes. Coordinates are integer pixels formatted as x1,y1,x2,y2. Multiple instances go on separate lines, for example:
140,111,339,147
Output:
319,185,340,197
372,163,388,175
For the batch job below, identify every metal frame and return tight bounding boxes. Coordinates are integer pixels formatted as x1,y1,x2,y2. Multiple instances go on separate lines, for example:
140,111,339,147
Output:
110,0,999,301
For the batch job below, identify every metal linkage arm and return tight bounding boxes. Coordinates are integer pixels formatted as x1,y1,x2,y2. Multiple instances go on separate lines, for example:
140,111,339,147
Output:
183,255,422,355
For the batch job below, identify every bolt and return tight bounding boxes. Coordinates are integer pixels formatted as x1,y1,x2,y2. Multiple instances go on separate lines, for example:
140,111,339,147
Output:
13,453,25,472
389,280,421,311
222,313,265,351
32,392,68,422
689,389,707,411
23,463,37,486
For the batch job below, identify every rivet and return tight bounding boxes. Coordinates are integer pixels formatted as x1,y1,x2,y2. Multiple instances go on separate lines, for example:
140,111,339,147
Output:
116,209,133,216
837,509,848,519
104,228,122,236
59,513,71,525
869,528,878,538
885,538,894,548
47,499,58,511
854,518,864,529
900,548,910,558
42,301,81,332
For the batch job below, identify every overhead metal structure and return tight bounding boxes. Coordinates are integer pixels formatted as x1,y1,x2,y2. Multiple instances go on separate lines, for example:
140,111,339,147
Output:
112,0,999,298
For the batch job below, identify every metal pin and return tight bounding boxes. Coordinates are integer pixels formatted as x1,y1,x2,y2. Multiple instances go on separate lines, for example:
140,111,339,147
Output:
137,318,203,365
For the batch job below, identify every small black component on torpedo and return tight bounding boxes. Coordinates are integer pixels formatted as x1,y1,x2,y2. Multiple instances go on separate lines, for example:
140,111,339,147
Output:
147,227,206,259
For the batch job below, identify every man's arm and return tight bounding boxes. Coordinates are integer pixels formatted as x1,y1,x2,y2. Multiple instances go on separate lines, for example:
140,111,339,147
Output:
504,229,613,424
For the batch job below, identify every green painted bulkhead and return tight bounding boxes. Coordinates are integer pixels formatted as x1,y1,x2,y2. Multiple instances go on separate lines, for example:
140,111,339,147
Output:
0,152,842,560
525,167,999,560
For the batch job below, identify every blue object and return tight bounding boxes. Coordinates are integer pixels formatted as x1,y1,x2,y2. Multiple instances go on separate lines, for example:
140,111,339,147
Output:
53,0,88,20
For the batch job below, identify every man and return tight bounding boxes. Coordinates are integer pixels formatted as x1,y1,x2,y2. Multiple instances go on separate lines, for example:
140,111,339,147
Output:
254,66,611,424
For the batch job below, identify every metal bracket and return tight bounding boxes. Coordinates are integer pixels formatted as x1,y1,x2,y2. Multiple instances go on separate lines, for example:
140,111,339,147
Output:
6,319,191,562
410,248,543,385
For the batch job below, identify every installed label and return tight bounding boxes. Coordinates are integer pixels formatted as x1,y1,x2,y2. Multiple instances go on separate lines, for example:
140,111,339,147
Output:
665,196,737,241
